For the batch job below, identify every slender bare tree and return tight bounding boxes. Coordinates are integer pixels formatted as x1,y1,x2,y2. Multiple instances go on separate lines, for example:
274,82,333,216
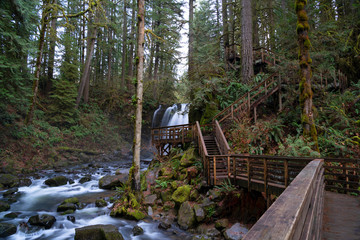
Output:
132,0,145,191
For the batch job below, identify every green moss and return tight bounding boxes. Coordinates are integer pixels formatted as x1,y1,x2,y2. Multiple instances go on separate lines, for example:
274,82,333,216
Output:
298,10,308,21
61,209,74,215
303,22,310,31
140,170,148,191
172,185,191,205
307,57,312,64
304,38,311,49
295,2,304,12
296,23,305,33
200,102,218,125
63,197,79,204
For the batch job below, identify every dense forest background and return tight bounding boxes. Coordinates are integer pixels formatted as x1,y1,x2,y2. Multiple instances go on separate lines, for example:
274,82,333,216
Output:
1,0,359,172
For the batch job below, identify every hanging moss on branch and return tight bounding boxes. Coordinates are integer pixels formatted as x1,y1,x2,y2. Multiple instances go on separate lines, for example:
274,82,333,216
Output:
295,0,319,151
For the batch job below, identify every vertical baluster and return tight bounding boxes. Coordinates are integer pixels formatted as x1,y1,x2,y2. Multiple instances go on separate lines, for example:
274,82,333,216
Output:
227,156,231,177
233,157,237,184
284,160,289,187
247,158,251,191
213,156,217,185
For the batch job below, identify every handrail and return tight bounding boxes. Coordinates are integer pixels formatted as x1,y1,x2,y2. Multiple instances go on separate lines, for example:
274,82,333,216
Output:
195,121,209,157
214,120,230,155
243,159,324,240
151,123,193,130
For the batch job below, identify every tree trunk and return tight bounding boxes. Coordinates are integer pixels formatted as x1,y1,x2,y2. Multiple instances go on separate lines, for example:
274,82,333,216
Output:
46,0,57,94
229,1,235,62
222,0,230,66
268,0,275,50
188,0,194,79
296,0,319,151
121,0,128,87
241,0,253,83
25,0,49,124
127,0,136,84
76,11,98,107
132,0,145,191
252,0,259,48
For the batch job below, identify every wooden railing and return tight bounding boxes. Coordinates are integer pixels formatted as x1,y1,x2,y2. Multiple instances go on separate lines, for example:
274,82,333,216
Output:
214,120,230,155
243,159,325,240
151,124,193,145
253,47,283,66
212,72,281,124
204,154,359,195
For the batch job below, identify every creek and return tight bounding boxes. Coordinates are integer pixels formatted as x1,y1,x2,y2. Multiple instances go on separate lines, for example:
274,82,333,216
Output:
0,159,191,240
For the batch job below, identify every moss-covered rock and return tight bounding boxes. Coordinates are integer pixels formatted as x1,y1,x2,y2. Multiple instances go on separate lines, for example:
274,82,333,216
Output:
180,148,197,168
75,224,124,240
159,167,175,179
160,188,173,202
110,192,146,221
28,214,56,229
99,174,128,189
193,204,205,222
57,203,76,212
215,218,229,230
0,223,17,238
0,174,19,188
95,199,107,207
178,201,196,230
0,201,10,212
172,185,191,205
63,197,79,204
44,176,69,187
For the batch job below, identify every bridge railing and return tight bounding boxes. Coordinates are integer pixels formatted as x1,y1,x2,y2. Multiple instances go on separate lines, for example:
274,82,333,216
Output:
205,155,359,195
151,124,193,145
243,159,325,240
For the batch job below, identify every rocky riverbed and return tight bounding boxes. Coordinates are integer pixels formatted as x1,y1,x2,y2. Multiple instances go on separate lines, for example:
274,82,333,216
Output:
0,156,192,240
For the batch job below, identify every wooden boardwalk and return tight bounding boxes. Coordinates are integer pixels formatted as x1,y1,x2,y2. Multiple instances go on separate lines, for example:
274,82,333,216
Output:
323,191,360,240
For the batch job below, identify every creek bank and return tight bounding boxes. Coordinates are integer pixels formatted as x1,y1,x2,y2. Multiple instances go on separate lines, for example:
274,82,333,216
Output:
111,146,266,239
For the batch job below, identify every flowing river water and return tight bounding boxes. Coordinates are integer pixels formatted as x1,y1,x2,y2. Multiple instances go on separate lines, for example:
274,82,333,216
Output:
0,159,191,240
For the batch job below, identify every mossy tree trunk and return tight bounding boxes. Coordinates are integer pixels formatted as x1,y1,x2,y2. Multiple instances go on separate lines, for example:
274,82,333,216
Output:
25,0,51,125
132,0,145,191
296,0,319,151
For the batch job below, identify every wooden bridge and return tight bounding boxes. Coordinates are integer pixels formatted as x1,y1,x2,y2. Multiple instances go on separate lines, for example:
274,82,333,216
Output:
152,122,359,239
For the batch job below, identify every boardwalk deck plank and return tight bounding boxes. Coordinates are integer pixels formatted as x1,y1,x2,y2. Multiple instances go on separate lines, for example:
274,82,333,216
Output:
322,191,360,240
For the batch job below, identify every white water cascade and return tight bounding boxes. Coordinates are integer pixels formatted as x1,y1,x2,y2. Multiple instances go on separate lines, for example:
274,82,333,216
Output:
152,104,189,128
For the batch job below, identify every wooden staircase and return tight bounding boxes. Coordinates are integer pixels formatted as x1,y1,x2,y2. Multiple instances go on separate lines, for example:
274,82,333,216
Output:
203,135,221,155
212,72,282,124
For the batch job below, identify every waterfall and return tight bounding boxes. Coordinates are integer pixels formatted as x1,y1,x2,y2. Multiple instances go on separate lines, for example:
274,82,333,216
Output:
152,103,189,127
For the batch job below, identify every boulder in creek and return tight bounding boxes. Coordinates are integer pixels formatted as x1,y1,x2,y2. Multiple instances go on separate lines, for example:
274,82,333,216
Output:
158,219,172,230
79,175,92,184
19,178,32,187
99,174,128,189
28,214,56,229
224,223,248,240
0,201,10,212
67,215,76,223
3,187,18,197
0,222,17,238
132,225,144,236
57,197,79,212
0,174,19,188
75,224,124,240
44,176,69,187
178,201,196,230
4,212,21,219
95,199,107,207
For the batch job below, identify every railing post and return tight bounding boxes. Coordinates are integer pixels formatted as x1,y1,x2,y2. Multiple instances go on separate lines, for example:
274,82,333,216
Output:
213,156,217,185
233,157,237,184
278,74,282,111
247,158,251,191
254,107,257,123
284,159,289,187
227,156,231,177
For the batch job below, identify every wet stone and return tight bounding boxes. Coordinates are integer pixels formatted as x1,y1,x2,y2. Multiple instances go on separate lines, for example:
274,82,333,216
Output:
132,225,144,236
4,212,21,219
0,223,17,238
67,215,76,223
